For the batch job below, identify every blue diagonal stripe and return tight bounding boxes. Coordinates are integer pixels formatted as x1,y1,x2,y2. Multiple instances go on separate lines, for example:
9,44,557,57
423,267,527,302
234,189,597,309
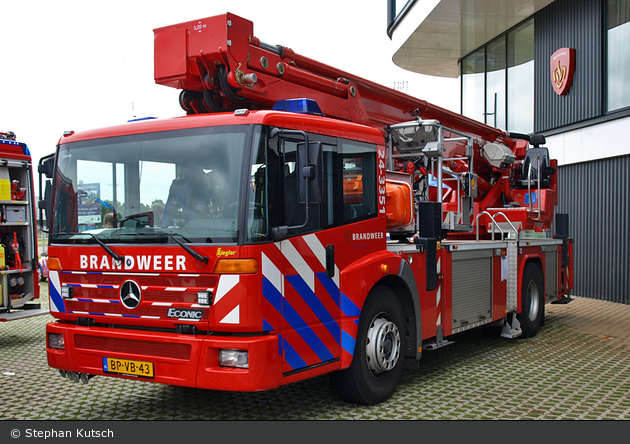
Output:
262,277,282,314
341,329,357,356
282,298,334,362
283,338,308,371
340,291,361,317
263,318,274,332
315,272,340,307
49,278,66,313
286,275,340,344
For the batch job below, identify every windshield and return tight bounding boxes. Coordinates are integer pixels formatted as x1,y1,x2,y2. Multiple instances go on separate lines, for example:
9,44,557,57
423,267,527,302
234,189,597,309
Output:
51,125,249,245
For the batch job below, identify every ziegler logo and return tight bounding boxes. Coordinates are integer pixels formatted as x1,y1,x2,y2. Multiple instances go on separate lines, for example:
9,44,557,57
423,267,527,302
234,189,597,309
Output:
167,308,204,320
216,248,236,258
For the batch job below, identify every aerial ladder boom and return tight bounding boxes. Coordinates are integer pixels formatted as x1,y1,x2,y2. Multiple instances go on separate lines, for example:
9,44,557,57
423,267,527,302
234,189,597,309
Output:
154,13,509,143
153,13,557,236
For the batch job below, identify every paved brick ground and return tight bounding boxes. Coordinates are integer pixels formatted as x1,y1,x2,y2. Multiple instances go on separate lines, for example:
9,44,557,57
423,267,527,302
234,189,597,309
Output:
1,287,629,420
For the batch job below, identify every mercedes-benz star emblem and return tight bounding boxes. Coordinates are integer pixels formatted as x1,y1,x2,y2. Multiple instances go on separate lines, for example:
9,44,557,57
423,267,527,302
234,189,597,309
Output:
120,280,142,310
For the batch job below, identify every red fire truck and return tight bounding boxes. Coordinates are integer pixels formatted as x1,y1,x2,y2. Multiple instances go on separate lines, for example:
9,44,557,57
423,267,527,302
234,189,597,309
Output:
42,13,573,404
0,131,46,322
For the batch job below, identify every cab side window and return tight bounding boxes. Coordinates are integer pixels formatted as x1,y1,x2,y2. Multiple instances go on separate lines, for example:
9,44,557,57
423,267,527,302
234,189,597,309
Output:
340,141,377,223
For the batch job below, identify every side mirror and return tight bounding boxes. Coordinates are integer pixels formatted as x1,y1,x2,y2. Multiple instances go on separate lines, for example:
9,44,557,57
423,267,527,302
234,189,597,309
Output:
38,153,56,232
271,225,289,242
38,155,55,179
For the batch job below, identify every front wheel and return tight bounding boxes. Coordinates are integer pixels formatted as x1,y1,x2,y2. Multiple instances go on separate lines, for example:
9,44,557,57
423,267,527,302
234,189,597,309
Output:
517,262,545,338
329,286,406,405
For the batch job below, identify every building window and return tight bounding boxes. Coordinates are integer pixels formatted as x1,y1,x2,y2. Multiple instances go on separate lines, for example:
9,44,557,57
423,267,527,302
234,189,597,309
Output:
387,0,417,38
507,20,534,134
461,18,534,134
607,0,630,112
462,48,485,124
486,39,506,129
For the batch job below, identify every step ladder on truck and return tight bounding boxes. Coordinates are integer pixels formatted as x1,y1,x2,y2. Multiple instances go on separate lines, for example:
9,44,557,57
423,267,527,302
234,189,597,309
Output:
40,12,573,404
0,131,47,322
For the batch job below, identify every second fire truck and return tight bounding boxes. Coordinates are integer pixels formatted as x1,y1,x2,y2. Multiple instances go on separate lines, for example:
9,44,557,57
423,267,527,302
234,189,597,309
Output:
42,13,573,404
0,131,46,322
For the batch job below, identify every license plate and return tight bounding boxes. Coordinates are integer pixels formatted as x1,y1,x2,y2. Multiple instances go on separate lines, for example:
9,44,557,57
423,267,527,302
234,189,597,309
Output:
103,357,154,378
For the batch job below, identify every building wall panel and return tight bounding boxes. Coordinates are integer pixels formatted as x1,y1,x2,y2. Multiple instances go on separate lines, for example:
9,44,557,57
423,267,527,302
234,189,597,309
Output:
535,0,604,132
557,155,630,304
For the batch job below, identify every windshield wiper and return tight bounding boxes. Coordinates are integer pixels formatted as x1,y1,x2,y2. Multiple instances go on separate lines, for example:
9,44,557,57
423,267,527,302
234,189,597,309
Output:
138,232,209,264
57,231,124,262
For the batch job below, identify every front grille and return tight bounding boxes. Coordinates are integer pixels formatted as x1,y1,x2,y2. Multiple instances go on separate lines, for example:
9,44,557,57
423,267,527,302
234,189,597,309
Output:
61,272,219,289
74,334,192,360
65,300,210,320
62,272,218,304
70,287,200,304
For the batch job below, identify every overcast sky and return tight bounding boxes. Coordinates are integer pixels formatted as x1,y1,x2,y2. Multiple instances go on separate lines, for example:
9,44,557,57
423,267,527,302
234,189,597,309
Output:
1,0,458,173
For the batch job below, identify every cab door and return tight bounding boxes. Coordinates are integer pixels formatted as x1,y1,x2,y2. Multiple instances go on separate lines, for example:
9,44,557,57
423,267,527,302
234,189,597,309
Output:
277,137,341,374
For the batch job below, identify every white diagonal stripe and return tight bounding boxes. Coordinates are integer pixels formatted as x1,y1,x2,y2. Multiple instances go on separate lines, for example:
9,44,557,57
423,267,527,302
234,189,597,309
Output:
280,239,314,291
220,305,240,324
214,274,239,304
262,252,283,294
303,234,339,286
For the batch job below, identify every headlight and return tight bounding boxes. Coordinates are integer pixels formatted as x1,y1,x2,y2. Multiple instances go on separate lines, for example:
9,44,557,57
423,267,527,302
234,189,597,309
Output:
219,349,249,368
48,333,65,350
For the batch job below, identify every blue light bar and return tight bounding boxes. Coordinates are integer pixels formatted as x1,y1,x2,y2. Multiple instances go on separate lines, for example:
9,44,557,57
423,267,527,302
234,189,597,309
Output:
0,139,30,155
272,98,324,116
127,117,158,123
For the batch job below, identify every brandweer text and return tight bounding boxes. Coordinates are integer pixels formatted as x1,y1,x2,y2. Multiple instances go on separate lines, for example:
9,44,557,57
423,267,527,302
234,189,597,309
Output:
80,255,187,271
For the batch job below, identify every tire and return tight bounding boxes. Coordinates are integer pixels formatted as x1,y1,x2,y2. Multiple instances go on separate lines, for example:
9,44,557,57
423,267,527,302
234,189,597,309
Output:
329,286,406,405
517,262,544,338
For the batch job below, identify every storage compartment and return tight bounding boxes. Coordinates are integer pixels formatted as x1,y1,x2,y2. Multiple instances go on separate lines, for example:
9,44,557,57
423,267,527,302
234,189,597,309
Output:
5,206,26,222
450,249,493,333
0,158,37,313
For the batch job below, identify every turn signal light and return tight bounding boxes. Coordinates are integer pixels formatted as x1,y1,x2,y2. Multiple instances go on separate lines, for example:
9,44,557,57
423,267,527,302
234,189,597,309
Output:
47,257,62,271
213,259,258,274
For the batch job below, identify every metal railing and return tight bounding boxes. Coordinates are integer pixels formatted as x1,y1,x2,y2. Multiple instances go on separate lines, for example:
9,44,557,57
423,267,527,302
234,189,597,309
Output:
526,153,542,221
476,211,518,242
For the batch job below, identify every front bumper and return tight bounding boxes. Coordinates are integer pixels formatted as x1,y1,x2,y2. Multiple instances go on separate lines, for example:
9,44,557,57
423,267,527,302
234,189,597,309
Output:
46,322,280,391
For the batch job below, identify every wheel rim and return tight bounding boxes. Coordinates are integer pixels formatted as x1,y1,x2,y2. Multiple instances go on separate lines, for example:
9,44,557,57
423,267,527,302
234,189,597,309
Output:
526,279,540,322
366,314,401,375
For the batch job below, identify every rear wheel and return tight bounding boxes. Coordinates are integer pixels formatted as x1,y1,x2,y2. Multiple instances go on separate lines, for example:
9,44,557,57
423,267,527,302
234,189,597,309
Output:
330,286,406,405
518,262,544,338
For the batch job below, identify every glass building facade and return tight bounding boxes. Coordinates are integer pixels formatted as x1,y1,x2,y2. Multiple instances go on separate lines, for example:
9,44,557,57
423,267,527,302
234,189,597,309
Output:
607,0,630,112
461,19,535,134
459,0,630,134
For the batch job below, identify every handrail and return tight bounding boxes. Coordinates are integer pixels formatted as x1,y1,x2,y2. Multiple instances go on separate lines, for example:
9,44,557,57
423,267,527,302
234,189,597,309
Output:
475,211,518,242
476,211,504,241
527,154,542,221
490,212,519,240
